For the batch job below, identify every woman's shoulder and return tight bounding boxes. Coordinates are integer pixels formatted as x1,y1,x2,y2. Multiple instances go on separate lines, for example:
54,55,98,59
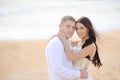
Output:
91,43,96,50
89,43,96,60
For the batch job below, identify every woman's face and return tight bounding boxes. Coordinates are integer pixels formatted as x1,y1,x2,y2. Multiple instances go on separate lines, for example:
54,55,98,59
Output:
76,22,89,39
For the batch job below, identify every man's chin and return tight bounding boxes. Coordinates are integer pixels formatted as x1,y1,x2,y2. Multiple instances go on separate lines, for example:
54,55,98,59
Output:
67,35,72,39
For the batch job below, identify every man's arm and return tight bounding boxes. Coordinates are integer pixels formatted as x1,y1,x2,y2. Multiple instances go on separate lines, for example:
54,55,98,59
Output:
46,39,80,80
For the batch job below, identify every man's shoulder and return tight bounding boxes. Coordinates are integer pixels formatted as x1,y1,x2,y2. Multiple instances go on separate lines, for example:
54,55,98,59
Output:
49,36,61,43
47,36,62,47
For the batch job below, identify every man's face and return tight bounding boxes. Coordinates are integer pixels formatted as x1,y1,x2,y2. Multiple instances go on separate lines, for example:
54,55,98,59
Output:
59,20,76,39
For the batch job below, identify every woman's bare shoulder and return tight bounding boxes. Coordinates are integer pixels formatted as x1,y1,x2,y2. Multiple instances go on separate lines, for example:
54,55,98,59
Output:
89,43,97,59
91,43,96,49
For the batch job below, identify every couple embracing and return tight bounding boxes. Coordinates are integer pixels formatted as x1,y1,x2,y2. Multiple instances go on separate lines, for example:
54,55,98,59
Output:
46,15,102,80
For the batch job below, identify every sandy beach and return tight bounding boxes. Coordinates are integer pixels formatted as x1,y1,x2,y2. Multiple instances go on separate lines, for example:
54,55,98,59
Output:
0,30,120,80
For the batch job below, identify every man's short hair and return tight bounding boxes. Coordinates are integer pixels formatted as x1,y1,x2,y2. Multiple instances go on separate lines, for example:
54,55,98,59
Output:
60,15,76,24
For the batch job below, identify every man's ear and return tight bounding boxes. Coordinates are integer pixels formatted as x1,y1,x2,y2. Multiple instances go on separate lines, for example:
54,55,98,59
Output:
59,24,61,27
59,24,62,30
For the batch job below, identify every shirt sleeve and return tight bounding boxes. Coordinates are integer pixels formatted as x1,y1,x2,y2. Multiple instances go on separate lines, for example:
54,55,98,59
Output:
46,39,80,80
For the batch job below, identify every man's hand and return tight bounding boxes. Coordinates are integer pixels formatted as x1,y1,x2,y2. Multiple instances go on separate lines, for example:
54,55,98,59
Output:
80,69,88,79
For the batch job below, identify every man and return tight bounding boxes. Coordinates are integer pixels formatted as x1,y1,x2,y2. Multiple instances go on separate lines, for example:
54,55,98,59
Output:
46,16,88,80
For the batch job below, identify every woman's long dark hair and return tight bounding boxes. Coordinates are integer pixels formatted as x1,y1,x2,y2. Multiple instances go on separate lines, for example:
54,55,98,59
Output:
76,17,102,68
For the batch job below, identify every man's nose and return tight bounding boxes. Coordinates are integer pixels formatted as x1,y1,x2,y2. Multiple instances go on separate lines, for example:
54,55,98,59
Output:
70,27,74,32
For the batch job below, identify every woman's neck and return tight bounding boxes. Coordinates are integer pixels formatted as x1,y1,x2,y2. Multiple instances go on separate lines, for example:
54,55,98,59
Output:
82,36,89,43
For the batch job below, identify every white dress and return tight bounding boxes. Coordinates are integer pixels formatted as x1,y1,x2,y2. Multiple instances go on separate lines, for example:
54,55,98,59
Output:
72,45,92,80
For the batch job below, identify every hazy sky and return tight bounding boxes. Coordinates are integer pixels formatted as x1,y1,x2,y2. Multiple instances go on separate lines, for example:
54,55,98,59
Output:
0,0,120,40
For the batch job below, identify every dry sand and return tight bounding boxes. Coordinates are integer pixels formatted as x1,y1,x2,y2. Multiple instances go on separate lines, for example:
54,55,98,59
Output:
0,31,120,80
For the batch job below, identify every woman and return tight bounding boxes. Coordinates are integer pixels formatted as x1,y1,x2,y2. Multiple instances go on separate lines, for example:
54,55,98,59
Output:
58,16,102,80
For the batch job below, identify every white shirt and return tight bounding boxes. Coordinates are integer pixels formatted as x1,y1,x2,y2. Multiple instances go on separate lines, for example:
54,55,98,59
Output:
46,37,80,80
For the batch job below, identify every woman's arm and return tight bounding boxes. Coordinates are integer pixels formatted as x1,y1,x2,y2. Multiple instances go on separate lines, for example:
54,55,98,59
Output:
62,40,96,61
58,30,96,61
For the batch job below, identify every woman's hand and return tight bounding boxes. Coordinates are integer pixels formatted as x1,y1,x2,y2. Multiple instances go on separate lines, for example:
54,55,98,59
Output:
57,30,66,42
